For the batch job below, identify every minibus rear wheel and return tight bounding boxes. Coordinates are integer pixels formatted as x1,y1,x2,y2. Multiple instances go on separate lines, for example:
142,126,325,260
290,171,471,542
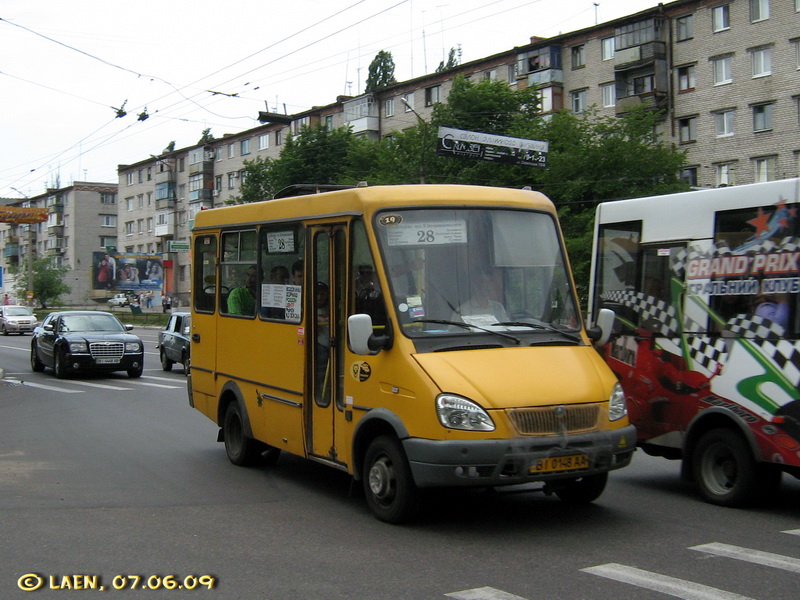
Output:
363,436,421,524
223,402,262,466
553,473,607,504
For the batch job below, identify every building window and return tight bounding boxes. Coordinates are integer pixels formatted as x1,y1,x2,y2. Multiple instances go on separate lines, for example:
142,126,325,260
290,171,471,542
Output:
239,170,247,185
101,215,116,227
403,92,415,111
753,156,777,182
714,109,735,137
137,219,144,234
385,98,395,117
228,173,237,189
571,89,586,113
147,217,153,233
749,0,769,22
679,167,698,186
712,5,730,32
714,163,736,186
275,129,283,145
215,147,223,161
101,193,116,204
240,138,251,155
794,39,800,69
601,37,615,61
751,47,771,77
712,55,733,85
258,134,269,150
601,83,616,108
126,173,134,186
147,192,152,206
424,85,440,106
215,175,222,191
125,221,134,236
629,74,655,95
676,14,693,41
678,116,697,143
138,194,144,209
126,197,134,211
677,65,696,92
100,236,116,248
571,45,585,69
753,103,774,132
325,115,333,130
146,167,152,181
227,143,235,159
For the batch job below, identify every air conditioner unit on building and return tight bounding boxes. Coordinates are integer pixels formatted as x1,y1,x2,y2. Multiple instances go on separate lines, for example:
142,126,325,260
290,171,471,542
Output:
213,189,219,196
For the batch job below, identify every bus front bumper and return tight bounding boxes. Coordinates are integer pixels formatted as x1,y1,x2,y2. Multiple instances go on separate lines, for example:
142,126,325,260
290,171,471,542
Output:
402,425,636,488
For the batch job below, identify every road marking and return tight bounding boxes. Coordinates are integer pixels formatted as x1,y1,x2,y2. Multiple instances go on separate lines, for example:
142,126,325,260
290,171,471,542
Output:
142,375,182,383
128,381,181,389
581,563,755,600
690,543,800,573
13,380,83,394
783,529,800,536
0,344,28,352
63,380,133,391
445,587,529,600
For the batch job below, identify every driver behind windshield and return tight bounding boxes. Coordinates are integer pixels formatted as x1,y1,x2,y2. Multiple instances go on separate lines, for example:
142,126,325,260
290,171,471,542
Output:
450,271,509,326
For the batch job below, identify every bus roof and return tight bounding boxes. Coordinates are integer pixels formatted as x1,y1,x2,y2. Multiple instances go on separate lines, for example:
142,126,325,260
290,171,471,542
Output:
594,178,800,244
192,184,555,231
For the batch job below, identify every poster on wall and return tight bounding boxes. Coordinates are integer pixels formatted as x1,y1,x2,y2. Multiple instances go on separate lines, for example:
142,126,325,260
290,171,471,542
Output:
93,251,164,291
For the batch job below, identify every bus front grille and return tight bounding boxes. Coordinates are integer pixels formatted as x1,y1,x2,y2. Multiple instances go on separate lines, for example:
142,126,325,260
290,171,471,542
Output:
507,403,601,436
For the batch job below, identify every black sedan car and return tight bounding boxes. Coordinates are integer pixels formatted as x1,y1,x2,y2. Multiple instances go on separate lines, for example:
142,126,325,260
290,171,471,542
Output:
31,311,144,378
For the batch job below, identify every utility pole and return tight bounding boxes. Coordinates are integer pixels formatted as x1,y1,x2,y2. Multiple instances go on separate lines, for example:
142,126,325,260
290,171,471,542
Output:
401,98,429,184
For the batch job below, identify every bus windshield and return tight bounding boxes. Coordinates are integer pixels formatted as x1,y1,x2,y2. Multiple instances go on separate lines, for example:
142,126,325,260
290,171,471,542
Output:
373,207,580,339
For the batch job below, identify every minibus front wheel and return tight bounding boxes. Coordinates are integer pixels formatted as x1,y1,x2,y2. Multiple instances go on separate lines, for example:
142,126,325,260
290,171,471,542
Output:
363,436,421,524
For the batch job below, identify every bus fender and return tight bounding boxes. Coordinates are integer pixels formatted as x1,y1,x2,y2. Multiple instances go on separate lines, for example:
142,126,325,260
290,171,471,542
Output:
351,408,410,482
216,380,255,440
684,405,764,463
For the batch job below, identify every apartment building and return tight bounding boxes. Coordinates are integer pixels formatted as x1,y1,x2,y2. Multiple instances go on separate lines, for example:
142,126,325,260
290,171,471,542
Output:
0,182,118,305
100,0,800,303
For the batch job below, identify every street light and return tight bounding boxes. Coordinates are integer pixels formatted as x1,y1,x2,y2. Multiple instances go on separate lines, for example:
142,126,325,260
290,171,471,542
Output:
401,97,430,184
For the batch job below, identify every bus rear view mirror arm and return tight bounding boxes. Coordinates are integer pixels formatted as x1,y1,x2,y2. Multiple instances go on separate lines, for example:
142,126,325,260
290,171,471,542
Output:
587,308,615,347
348,314,392,355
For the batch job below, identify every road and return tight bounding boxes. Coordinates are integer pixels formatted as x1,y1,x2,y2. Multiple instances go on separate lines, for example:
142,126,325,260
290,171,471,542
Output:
1,328,799,600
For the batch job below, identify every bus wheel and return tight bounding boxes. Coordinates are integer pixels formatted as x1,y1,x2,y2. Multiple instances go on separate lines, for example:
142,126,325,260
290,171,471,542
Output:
223,402,261,466
693,428,761,507
363,436,421,524
553,473,608,504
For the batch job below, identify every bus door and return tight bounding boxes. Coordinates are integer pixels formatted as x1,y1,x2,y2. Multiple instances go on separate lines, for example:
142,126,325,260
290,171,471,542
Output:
190,233,219,414
308,225,347,464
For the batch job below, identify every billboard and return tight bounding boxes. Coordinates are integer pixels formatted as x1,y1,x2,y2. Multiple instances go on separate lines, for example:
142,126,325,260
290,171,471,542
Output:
436,126,548,168
93,252,164,291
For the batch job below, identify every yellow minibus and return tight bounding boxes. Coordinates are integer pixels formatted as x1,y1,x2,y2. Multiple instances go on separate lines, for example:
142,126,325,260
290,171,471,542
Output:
189,184,634,522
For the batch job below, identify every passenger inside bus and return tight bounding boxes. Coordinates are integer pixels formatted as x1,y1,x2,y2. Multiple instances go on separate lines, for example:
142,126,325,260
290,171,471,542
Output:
227,265,259,316
450,271,509,326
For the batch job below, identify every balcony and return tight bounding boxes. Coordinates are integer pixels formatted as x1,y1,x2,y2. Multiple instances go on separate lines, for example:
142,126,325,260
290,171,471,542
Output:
48,202,64,214
48,246,64,256
614,41,666,71
189,188,212,202
188,160,214,176
615,91,668,116
3,243,20,257
48,225,64,236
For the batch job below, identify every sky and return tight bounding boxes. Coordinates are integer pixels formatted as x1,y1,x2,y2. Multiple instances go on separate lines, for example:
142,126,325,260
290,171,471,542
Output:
0,0,663,200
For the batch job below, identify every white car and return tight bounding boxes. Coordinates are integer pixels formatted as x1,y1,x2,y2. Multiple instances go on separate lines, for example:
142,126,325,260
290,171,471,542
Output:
1,305,38,335
108,294,130,307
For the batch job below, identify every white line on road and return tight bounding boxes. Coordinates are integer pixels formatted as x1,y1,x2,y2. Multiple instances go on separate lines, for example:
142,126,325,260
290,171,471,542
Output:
12,380,83,393
581,563,755,600
783,529,800,536
445,587,529,600
62,380,133,391
128,381,181,389
690,543,800,573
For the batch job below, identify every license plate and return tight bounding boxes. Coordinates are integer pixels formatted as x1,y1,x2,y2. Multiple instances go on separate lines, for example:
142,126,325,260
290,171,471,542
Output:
96,358,119,364
530,454,590,474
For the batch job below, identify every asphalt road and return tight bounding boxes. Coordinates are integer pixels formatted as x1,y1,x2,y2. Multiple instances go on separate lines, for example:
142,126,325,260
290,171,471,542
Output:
1,328,799,600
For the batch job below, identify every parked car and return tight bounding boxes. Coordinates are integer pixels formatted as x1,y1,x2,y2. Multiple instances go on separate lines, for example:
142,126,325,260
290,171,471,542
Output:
1,305,38,335
108,293,130,307
30,311,144,378
157,312,190,372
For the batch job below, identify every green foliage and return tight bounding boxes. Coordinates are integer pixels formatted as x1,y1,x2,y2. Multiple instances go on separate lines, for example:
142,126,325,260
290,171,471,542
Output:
12,257,71,308
365,50,397,93
435,47,461,73
198,128,215,144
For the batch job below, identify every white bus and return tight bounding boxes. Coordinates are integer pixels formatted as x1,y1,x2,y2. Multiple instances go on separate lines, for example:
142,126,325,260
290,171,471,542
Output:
589,178,800,506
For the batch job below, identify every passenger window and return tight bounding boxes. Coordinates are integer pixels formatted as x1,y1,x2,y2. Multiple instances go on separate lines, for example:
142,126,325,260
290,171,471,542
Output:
220,230,258,317
259,224,304,322
193,235,217,313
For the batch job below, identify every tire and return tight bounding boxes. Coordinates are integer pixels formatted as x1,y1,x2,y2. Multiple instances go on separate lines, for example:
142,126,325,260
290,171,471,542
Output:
692,428,770,507
362,435,421,524
54,348,69,379
1,323,7,336
181,351,190,375
160,349,173,371
127,364,144,378
30,343,45,372
553,472,608,504
223,402,262,466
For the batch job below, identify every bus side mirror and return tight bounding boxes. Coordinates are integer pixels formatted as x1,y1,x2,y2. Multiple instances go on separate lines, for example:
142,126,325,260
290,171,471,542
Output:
587,308,615,347
348,314,391,355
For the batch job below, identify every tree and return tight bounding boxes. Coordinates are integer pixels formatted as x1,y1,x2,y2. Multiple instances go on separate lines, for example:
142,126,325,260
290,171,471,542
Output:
365,50,397,93
435,47,461,73
198,128,215,144
12,257,71,309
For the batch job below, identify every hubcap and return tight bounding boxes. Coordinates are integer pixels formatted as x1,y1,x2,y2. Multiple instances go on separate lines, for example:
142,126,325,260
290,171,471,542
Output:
704,442,736,494
368,457,393,500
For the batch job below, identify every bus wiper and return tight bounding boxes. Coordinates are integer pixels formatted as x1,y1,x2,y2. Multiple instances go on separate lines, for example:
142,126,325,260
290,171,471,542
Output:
413,319,521,345
496,321,582,343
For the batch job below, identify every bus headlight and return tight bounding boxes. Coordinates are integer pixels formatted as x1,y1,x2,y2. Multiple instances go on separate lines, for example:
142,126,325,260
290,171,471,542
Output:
436,394,495,431
609,382,627,421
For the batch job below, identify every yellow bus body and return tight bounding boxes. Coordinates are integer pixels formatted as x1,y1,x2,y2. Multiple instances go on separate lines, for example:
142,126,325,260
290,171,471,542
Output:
189,184,634,522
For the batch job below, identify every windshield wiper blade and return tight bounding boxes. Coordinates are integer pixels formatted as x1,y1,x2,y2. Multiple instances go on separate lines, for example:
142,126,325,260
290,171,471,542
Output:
496,321,582,343
412,319,521,345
